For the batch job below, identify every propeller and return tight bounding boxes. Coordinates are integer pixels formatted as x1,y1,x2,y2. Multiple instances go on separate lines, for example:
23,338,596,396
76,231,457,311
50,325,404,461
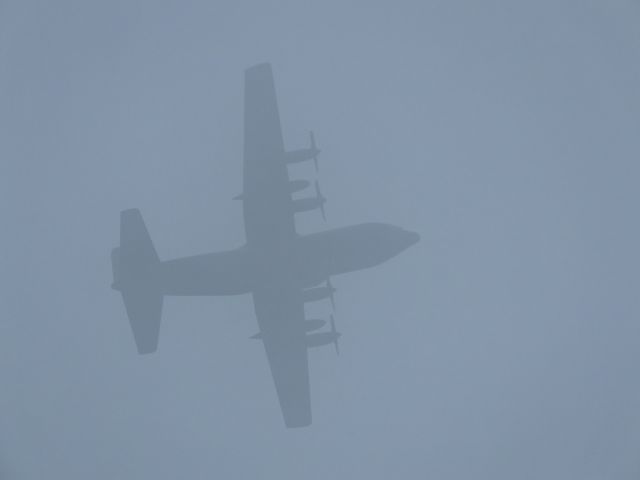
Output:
327,279,336,311
310,131,320,172
330,314,340,355
315,180,326,221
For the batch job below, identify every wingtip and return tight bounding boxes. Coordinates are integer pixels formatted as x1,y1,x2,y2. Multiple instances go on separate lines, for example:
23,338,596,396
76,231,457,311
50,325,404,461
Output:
284,416,312,428
245,62,272,75
120,208,141,218
136,346,158,355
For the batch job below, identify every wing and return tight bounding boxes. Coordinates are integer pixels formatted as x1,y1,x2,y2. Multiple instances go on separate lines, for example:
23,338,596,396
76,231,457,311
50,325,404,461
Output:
242,63,296,246
253,283,312,428
243,63,311,427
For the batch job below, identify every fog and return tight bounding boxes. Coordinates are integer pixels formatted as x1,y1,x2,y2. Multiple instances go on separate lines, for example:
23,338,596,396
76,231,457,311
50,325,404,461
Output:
1,1,640,478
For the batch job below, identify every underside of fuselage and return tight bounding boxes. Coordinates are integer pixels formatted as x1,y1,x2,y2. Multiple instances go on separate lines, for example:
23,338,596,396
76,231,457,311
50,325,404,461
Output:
152,222,419,297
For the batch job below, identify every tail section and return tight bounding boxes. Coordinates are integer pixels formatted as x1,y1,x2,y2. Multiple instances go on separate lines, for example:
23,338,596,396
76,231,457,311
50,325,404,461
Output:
112,209,163,354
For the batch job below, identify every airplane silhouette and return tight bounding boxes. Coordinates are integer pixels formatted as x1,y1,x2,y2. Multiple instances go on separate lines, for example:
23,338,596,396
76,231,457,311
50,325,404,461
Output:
111,63,419,428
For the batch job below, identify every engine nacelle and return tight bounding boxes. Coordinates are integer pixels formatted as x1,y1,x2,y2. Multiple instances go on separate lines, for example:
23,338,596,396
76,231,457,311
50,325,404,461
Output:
304,318,326,333
288,179,310,194
235,179,310,201
285,148,318,165
250,319,326,339
305,331,340,349
292,196,325,214
285,132,320,168
302,285,334,303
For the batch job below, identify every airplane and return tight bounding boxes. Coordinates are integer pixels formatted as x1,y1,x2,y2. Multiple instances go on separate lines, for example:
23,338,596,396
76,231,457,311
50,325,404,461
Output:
110,63,420,428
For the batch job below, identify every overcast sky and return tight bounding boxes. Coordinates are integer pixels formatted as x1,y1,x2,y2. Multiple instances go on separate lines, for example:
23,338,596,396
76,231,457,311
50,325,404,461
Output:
1,1,640,479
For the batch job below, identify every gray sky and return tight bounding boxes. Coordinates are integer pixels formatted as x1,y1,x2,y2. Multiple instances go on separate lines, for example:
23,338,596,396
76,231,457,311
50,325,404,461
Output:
1,1,640,478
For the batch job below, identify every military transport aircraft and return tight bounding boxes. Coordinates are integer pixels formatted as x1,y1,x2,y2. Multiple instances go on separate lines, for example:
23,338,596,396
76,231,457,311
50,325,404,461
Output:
111,63,419,428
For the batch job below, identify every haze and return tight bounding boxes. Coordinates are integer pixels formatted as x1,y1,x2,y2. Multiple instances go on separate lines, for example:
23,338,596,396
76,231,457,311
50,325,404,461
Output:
1,1,640,479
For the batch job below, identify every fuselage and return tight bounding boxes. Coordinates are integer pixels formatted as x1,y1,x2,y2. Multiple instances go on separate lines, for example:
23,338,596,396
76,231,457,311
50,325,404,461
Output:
158,222,419,296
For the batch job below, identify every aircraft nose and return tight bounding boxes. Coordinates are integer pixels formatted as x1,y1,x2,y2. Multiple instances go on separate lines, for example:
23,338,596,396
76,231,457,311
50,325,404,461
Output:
404,230,420,248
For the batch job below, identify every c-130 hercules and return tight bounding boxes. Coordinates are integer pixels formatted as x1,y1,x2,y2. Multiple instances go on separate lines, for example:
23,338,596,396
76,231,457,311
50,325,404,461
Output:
111,63,419,428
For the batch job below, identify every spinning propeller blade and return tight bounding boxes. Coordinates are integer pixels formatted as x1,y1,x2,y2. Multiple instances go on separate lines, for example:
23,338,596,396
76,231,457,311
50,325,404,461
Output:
330,314,340,355
315,180,326,221
310,131,319,172
327,279,336,311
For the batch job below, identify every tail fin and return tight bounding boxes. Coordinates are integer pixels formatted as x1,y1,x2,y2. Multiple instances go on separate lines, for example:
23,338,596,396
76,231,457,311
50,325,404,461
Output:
113,209,163,354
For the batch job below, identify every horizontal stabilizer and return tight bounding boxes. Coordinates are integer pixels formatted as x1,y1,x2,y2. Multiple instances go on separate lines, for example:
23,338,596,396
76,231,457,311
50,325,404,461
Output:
122,287,163,354
120,209,159,266
114,209,163,354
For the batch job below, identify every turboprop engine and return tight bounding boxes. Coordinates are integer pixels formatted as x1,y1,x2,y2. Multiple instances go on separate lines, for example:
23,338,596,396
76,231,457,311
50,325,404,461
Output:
305,315,340,354
302,279,336,309
250,318,326,339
